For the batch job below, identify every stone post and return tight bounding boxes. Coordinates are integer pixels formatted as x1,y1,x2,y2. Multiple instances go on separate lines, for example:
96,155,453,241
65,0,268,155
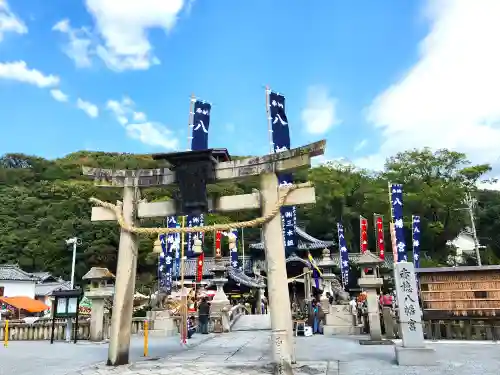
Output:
107,186,139,366
357,251,385,344
393,262,436,366
90,298,105,341
303,267,311,302
261,172,295,373
318,248,334,312
382,307,395,339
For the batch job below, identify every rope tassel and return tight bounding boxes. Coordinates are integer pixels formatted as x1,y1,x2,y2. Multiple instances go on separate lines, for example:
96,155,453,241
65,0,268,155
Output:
89,183,309,235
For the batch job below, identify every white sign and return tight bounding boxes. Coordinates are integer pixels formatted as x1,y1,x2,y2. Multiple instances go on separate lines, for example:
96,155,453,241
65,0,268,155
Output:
56,298,67,314
67,298,77,314
393,262,424,348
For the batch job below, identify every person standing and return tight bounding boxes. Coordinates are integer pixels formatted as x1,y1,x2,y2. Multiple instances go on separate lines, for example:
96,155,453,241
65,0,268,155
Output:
198,297,210,334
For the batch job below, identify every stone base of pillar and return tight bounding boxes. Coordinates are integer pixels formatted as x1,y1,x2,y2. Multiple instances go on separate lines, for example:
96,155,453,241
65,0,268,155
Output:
323,304,360,335
395,346,436,366
145,309,176,337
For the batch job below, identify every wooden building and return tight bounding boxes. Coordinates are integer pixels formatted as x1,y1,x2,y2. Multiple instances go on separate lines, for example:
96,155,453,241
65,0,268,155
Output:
417,265,500,319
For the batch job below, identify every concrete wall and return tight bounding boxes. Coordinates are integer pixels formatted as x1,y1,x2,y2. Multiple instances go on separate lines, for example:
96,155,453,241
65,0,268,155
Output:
0,281,36,298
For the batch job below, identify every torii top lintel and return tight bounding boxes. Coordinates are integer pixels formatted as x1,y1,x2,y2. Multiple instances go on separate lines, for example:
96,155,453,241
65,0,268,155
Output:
81,140,326,189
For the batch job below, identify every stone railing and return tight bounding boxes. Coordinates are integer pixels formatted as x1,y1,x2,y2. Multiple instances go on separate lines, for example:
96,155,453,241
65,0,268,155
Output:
225,304,249,331
0,317,149,341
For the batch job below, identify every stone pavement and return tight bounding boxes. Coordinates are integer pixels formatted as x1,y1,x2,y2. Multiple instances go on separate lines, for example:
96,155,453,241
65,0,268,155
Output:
1,331,500,375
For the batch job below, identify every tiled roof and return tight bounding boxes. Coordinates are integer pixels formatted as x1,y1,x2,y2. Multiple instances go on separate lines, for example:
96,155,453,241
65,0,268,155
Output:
35,281,72,296
251,253,395,271
179,252,394,281
177,256,253,278
249,227,335,250
0,264,38,281
226,267,265,288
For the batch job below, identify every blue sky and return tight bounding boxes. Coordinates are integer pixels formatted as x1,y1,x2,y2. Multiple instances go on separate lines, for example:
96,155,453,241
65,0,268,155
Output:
1,0,499,174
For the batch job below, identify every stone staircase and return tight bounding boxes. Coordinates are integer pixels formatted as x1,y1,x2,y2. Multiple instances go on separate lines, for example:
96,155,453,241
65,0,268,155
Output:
231,314,271,331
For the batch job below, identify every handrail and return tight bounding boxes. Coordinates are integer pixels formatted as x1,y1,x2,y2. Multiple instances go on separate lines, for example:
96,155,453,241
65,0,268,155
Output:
223,304,250,331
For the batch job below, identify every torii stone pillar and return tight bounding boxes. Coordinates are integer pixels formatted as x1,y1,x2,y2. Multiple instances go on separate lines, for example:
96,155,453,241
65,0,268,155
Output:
107,187,139,366
262,172,295,372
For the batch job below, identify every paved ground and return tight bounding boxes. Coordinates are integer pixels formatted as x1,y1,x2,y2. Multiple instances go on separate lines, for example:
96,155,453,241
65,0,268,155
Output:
1,331,500,375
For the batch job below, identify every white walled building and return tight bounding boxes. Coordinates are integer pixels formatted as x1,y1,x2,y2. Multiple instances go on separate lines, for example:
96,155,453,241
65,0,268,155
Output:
0,264,38,298
447,230,478,264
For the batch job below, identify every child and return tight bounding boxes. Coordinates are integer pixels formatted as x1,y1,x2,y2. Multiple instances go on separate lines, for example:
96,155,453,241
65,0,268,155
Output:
187,316,196,339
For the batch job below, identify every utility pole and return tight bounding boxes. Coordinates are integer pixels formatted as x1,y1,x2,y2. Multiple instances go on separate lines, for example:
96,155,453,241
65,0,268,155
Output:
65,237,81,341
464,192,482,266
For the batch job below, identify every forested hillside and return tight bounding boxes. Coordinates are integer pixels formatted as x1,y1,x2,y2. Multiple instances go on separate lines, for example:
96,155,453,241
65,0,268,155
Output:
1,148,499,289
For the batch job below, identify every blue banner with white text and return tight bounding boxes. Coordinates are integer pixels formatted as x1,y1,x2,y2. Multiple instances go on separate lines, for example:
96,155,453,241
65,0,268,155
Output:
269,91,296,253
390,183,407,262
174,223,180,278
230,229,240,269
187,214,204,258
412,215,421,269
337,223,350,289
190,100,211,151
159,217,177,292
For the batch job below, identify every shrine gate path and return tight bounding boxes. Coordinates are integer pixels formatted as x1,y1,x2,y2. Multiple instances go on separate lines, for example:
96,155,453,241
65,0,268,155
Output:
1,330,499,375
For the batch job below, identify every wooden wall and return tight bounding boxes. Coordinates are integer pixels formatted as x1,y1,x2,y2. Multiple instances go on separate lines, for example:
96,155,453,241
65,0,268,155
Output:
419,270,500,319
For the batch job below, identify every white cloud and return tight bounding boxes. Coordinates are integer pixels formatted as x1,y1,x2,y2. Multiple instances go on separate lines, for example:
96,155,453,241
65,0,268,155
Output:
354,139,368,152
133,111,146,122
360,0,500,171
52,19,93,68
50,89,68,102
301,85,340,134
52,0,186,71
127,122,179,150
0,0,27,41
106,96,179,150
0,61,59,87
77,98,99,118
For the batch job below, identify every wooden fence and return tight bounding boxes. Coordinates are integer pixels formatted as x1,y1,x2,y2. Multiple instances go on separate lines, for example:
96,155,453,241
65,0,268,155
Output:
386,317,500,341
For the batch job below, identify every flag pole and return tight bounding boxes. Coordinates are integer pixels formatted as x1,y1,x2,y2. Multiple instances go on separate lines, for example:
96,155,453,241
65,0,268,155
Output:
241,228,245,271
265,85,273,154
187,93,196,151
179,216,187,343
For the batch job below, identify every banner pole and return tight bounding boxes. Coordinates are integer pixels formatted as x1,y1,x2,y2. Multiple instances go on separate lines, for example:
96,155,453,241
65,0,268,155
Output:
265,85,273,154
180,216,187,343
187,94,196,151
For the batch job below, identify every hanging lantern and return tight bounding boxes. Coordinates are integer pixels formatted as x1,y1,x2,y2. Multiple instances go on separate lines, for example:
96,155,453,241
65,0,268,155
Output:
227,232,237,250
192,236,203,254
153,236,162,254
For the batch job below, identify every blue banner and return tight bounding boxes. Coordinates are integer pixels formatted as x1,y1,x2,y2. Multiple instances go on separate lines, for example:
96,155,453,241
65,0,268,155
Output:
187,214,204,258
390,183,407,262
159,217,177,292
190,100,211,151
230,229,239,269
174,223,180,278
337,223,350,289
268,91,296,253
186,98,210,259
412,215,421,269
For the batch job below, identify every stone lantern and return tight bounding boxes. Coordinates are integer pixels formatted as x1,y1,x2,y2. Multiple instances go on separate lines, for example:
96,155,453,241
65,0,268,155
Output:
210,240,229,314
82,267,115,342
357,251,385,343
317,248,335,311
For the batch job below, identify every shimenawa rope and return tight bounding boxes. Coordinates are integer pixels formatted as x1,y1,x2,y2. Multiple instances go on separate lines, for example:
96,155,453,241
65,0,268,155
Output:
89,183,307,235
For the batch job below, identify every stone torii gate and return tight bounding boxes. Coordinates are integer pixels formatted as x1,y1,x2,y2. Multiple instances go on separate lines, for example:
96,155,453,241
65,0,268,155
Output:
83,140,326,373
